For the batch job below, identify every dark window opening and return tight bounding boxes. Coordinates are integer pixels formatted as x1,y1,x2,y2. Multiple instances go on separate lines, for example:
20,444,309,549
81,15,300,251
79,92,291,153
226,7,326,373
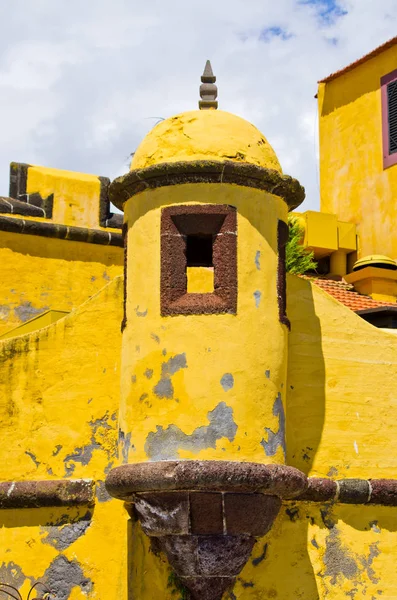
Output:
161,205,237,316
381,69,397,168
186,234,213,267
387,79,397,155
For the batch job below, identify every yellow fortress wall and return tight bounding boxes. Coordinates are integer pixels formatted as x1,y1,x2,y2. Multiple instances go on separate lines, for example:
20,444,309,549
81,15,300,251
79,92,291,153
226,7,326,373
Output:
2,55,397,599
0,278,129,600
0,163,123,336
318,41,397,259
127,274,397,599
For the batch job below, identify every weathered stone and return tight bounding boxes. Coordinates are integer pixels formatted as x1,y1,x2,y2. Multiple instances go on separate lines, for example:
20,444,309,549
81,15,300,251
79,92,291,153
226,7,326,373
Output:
0,216,123,247
224,493,281,536
297,477,338,502
134,491,189,535
338,479,371,504
105,460,308,501
109,160,305,211
196,535,255,576
180,576,235,600
369,479,397,505
190,492,223,535
157,536,198,576
0,479,95,509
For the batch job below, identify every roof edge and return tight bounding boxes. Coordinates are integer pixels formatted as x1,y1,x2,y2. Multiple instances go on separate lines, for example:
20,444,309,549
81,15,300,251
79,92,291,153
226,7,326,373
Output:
319,36,397,84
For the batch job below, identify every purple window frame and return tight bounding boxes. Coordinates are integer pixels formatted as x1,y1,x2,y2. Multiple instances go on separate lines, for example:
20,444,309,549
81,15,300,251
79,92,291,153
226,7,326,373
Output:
381,68,397,169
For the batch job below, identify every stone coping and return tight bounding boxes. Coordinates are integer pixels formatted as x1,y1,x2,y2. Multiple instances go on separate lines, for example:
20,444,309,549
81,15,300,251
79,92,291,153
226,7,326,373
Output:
109,160,305,211
105,460,308,501
0,479,95,509
0,215,123,247
106,462,397,507
0,196,45,218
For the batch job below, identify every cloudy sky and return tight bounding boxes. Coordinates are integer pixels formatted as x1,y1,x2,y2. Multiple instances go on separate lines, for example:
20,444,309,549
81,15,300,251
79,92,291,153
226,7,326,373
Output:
0,0,396,211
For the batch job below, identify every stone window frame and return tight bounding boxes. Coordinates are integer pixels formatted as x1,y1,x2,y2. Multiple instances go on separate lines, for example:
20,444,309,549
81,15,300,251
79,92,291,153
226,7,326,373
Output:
381,68,397,169
161,204,237,316
277,219,290,329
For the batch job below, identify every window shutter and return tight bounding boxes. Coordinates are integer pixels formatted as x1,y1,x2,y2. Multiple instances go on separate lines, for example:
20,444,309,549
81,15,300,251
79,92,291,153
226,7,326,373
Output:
388,79,397,155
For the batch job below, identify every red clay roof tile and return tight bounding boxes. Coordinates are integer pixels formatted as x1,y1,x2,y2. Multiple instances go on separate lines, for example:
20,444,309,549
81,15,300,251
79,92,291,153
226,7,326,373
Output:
302,277,396,312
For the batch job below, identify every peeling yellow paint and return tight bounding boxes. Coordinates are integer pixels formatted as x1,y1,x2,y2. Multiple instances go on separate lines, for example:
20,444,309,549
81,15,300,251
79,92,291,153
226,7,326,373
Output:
131,110,282,172
120,183,289,465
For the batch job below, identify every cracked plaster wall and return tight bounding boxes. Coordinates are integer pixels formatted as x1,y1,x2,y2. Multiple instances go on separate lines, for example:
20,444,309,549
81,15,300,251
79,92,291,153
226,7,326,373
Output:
0,232,122,337
120,183,289,464
0,277,129,600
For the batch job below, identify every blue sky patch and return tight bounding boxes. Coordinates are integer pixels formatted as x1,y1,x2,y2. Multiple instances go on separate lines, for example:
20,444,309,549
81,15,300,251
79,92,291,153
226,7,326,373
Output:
299,0,348,26
260,26,294,42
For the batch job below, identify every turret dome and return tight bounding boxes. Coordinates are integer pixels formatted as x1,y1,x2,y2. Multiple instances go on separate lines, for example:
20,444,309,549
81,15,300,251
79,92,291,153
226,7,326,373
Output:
130,109,282,173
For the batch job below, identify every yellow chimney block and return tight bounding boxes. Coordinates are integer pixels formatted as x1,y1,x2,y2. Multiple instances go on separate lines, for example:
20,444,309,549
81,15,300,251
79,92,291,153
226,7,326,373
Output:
345,266,397,303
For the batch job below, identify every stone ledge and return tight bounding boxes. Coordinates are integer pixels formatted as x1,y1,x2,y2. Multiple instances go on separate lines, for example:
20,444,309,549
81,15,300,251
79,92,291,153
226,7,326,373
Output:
0,479,95,509
109,160,305,211
0,196,46,218
105,460,308,501
0,215,123,247
296,477,397,505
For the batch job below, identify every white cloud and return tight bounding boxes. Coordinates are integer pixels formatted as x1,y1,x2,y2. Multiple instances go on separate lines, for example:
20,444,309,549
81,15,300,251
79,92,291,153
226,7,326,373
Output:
0,0,396,210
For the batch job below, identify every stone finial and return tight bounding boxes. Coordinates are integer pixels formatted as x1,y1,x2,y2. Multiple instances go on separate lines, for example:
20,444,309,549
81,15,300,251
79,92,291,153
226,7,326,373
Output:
199,60,218,110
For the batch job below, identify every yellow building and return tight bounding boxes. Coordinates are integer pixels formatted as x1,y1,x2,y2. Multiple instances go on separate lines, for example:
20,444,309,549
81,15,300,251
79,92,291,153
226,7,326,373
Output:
0,57,397,600
296,36,397,327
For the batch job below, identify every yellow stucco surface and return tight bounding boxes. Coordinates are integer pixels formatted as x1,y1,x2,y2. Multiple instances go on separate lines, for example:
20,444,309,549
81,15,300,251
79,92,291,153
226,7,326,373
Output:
120,182,289,466
0,277,130,599
2,71,397,597
318,43,397,259
0,310,69,340
1,210,397,598
26,165,114,230
131,110,282,172
126,272,397,599
0,231,122,337
287,274,397,479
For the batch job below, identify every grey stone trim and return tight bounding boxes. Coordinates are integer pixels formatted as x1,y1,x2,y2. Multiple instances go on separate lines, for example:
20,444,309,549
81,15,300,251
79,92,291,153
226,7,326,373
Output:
296,477,397,505
98,175,123,230
0,197,45,217
9,162,29,199
105,460,308,501
8,162,54,218
0,479,94,509
0,215,123,247
109,160,305,211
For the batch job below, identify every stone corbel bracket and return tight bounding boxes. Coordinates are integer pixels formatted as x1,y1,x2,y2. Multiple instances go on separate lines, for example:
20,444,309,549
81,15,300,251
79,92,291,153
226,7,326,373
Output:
106,460,307,600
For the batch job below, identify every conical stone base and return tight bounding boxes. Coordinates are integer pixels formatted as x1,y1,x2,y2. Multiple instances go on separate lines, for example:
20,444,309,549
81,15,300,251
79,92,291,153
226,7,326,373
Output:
106,461,308,600
180,577,235,600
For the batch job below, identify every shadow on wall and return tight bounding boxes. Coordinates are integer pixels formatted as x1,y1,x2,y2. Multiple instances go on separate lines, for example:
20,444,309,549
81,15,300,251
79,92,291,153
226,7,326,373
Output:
286,274,326,477
283,274,326,599
127,515,174,599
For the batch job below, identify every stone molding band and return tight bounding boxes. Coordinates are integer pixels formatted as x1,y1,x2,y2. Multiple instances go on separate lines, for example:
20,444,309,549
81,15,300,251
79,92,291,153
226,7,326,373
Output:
108,160,305,211
105,461,397,507
0,215,123,247
0,196,46,218
105,461,308,500
296,476,397,506
0,479,95,509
